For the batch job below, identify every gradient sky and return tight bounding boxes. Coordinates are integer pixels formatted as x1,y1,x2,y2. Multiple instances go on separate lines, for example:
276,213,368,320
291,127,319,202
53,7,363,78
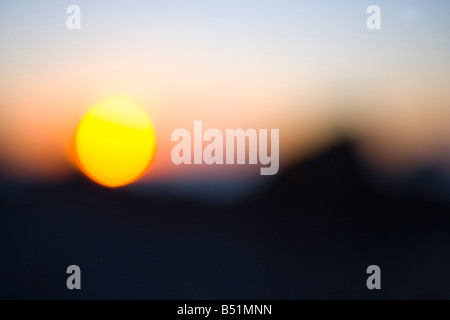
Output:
0,0,449,183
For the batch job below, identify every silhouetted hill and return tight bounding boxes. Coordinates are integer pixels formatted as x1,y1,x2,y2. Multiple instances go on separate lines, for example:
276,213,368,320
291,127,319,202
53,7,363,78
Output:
1,140,450,299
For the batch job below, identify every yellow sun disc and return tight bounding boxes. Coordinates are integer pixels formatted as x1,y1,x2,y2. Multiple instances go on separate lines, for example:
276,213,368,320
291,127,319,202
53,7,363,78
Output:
75,99,156,187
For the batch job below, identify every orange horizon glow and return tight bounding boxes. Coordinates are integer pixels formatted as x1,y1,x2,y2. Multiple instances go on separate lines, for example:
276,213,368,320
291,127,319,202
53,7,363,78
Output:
1,1,450,182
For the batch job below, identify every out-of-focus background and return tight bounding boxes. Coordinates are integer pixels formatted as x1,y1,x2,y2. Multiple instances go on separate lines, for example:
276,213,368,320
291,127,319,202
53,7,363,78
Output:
1,0,450,299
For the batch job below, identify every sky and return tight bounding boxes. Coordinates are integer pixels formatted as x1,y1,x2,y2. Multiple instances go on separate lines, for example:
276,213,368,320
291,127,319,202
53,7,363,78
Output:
0,0,449,184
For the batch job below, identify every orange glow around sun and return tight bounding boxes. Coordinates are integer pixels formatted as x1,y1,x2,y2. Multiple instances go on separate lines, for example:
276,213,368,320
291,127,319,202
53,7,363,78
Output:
75,99,156,187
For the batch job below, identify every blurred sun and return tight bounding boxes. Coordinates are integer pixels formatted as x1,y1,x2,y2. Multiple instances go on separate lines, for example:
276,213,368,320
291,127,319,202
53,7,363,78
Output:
75,99,156,187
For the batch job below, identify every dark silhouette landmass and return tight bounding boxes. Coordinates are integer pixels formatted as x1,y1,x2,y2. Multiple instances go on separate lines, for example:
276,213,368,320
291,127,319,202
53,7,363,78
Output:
1,140,449,299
